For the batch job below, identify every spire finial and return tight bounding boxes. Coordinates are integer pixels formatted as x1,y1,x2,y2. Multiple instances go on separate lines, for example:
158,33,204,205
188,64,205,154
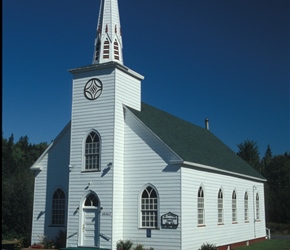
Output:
93,0,123,65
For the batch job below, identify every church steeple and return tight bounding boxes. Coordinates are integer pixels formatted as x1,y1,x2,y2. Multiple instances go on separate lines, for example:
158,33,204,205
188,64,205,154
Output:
93,0,123,65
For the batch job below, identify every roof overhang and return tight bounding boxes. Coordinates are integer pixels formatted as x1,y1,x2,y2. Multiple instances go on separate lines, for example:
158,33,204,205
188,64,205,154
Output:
69,61,144,81
170,160,267,182
30,141,54,171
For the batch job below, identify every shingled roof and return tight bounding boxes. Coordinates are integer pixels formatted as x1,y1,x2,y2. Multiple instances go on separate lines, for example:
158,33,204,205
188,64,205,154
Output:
127,102,265,181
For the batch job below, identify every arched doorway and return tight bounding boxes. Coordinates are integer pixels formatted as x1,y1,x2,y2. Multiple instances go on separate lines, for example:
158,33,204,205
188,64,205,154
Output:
80,192,100,247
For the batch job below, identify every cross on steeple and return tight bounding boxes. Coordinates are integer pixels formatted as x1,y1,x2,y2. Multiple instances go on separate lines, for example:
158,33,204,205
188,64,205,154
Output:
93,0,123,64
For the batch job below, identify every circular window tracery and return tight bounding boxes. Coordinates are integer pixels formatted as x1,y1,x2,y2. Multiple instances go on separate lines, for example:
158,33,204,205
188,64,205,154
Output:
84,78,103,100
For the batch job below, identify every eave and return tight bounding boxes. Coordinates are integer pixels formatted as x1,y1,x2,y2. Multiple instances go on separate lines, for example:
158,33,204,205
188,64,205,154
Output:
170,160,267,182
30,142,54,171
30,121,71,171
68,61,144,81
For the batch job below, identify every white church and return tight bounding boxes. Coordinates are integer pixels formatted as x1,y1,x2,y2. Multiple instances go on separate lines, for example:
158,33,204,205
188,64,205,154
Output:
30,0,267,249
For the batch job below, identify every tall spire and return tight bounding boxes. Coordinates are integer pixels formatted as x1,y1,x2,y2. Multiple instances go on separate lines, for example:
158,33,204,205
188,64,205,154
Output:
93,0,123,65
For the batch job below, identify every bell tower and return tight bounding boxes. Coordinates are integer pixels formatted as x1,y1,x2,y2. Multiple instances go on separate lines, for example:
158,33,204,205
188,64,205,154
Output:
67,0,144,248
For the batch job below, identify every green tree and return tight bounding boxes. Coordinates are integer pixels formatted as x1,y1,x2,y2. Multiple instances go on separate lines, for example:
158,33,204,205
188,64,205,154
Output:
2,134,15,178
264,153,290,223
237,139,261,172
237,141,290,224
2,134,47,245
261,145,272,176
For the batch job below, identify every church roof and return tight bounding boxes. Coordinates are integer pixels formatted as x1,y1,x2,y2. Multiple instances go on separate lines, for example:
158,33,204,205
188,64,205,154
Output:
128,102,266,181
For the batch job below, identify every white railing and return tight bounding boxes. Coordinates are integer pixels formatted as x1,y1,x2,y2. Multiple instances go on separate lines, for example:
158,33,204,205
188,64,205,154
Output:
266,227,271,239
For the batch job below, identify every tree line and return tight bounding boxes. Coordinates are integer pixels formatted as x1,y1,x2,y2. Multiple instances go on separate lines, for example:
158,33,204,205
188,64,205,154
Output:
2,135,289,245
2,134,48,245
237,140,290,224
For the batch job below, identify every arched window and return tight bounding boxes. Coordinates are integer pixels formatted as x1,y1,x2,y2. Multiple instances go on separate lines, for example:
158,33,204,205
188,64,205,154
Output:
52,188,65,226
141,186,158,228
85,131,100,171
256,193,260,220
232,190,237,223
244,192,249,222
197,186,204,225
84,193,98,207
218,189,223,224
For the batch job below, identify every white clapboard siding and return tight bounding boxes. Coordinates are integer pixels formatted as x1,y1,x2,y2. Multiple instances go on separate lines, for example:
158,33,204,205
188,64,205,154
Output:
31,157,48,245
68,68,115,249
31,122,70,244
181,166,266,250
111,67,142,246
67,64,143,249
123,108,182,250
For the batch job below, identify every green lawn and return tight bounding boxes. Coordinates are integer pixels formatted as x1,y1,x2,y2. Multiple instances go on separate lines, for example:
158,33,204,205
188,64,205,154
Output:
236,239,290,250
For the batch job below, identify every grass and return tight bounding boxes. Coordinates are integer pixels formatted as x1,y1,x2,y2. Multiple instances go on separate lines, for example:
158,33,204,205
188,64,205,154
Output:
236,239,290,250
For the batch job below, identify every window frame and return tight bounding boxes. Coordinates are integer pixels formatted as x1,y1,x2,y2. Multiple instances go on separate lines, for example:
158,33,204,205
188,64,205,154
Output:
244,192,249,222
197,186,205,226
232,190,237,223
84,193,99,207
256,193,260,221
139,185,159,229
51,188,66,227
83,130,101,172
217,188,223,225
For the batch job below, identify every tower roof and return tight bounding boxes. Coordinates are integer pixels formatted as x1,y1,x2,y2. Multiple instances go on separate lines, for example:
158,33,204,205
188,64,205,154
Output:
92,0,123,65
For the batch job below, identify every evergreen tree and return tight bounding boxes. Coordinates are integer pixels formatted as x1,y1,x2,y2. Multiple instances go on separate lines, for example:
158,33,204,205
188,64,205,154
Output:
2,134,47,245
2,134,15,178
264,154,290,223
237,139,261,172
261,145,272,176
237,141,290,224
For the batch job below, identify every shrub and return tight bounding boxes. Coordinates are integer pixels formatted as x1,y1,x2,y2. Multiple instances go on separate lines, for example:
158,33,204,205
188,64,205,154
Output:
198,243,217,250
133,244,145,250
267,222,290,234
30,235,55,249
43,239,55,249
54,229,67,248
116,240,133,250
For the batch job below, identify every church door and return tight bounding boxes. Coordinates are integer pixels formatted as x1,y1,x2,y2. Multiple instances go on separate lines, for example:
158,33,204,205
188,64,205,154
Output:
80,193,100,247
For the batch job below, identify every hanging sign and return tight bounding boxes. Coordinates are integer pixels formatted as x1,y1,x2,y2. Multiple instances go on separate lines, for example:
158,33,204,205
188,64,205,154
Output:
161,212,179,229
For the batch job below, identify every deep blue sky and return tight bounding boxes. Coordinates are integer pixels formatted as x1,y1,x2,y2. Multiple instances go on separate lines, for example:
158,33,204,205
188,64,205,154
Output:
3,0,289,157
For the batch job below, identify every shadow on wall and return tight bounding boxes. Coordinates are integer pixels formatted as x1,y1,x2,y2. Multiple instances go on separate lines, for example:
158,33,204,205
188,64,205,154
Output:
40,124,71,241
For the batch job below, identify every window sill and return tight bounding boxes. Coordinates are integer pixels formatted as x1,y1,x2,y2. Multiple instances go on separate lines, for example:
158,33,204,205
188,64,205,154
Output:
81,170,101,173
218,223,224,226
49,225,65,227
138,228,160,230
245,221,250,223
232,222,238,224
197,224,206,227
